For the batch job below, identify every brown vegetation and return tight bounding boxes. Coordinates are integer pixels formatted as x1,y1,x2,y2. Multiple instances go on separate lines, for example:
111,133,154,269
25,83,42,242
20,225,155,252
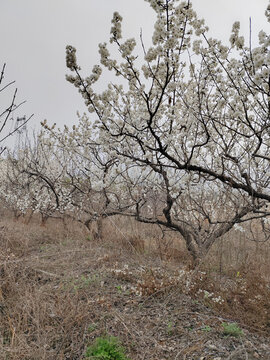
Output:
0,209,269,359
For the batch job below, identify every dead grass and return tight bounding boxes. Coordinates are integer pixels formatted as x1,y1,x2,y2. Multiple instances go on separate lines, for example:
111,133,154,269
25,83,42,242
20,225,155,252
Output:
0,210,269,359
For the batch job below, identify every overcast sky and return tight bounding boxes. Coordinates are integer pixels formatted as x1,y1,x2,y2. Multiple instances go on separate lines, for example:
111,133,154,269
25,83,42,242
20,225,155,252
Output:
0,0,269,146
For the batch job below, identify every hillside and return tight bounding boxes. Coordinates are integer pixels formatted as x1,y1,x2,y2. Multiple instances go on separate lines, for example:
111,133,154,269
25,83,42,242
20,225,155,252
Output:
0,214,269,359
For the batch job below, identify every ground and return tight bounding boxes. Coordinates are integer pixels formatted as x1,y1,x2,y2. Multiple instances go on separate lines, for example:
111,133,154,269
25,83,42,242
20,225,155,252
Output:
0,213,269,359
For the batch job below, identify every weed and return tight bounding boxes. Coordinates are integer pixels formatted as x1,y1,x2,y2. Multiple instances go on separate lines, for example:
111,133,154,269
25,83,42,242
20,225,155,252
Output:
167,320,173,335
84,336,130,359
68,274,100,292
222,322,243,337
39,245,47,252
79,274,97,287
88,323,97,333
116,285,122,293
201,325,212,332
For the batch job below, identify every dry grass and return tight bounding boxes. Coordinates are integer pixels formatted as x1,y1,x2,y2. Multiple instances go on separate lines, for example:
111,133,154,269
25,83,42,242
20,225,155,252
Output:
0,210,269,359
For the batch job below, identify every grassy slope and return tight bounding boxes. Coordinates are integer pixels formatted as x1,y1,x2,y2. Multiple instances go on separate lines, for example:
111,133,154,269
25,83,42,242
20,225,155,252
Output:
0,214,269,359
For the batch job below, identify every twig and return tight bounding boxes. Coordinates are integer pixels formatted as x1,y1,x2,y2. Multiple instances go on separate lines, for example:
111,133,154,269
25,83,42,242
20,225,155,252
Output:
33,268,61,278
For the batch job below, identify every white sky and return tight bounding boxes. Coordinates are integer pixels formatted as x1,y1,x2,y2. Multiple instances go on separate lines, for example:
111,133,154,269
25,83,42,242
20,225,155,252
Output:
0,0,269,146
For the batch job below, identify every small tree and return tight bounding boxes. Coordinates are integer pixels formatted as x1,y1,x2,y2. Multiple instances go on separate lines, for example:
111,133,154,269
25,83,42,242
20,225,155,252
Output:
3,124,134,232
64,0,270,263
40,119,137,232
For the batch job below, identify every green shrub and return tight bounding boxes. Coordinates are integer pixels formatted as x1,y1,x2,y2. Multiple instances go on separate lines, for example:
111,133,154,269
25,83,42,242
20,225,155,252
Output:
222,322,243,337
84,336,130,360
